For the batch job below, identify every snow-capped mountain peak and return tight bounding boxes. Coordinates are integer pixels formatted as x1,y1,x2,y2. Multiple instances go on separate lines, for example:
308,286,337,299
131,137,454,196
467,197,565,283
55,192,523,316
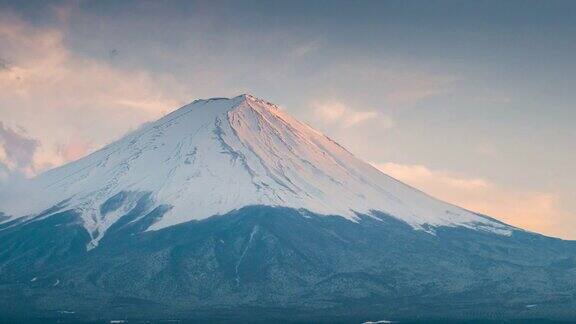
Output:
1,94,511,247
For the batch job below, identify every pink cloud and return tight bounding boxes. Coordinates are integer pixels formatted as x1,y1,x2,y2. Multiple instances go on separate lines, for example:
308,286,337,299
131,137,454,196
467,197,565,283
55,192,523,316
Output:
312,100,393,129
0,12,185,175
373,162,576,239
57,138,94,163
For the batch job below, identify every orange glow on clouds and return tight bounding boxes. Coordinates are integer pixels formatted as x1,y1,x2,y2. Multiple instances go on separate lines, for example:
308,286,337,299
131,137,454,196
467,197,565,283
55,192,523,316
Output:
374,162,576,240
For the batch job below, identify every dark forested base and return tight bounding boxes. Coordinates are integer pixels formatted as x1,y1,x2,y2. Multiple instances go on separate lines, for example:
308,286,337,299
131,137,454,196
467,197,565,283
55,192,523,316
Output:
1,205,576,322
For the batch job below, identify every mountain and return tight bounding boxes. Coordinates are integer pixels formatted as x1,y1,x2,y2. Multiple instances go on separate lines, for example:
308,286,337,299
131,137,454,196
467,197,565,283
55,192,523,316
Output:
1,94,575,323
1,95,510,247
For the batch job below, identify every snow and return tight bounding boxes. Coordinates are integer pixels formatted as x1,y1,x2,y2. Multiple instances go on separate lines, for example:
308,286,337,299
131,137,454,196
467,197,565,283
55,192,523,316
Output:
235,225,260,285
0,94,512,246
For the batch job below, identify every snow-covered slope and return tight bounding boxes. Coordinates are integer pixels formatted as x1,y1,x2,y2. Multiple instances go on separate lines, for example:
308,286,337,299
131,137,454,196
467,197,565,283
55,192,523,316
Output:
1,94,511,246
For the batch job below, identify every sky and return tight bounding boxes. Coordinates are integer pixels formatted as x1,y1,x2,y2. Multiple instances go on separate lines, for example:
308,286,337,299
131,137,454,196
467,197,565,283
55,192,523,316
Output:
0,0,574,238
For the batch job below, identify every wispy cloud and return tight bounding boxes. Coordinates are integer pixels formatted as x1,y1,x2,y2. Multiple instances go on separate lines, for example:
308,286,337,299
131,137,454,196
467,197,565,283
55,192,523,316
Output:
312,100,393,129
0,122,38,175
383,73,455,107
375,163,489,190
56,138,94,163
0,12,183,173
373,162,576,239
290,39,322,59
314,61,456,109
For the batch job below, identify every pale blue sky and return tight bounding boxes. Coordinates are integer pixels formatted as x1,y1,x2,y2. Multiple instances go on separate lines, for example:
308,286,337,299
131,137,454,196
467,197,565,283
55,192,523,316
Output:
0,0,574,237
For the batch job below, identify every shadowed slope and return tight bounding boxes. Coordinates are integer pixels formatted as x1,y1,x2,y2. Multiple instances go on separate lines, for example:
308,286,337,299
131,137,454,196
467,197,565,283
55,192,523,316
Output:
0,205,575,322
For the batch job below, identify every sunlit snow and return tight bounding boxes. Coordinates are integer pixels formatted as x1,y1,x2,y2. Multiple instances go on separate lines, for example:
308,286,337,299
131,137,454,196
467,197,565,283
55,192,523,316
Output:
1,94,511,247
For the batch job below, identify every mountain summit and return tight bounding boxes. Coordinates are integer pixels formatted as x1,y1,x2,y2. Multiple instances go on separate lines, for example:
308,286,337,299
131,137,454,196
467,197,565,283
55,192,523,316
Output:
4,94,508,248
1,95,575,322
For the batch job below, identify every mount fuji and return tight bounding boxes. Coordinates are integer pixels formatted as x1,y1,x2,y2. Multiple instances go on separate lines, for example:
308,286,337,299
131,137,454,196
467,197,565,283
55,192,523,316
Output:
1,95,575,322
